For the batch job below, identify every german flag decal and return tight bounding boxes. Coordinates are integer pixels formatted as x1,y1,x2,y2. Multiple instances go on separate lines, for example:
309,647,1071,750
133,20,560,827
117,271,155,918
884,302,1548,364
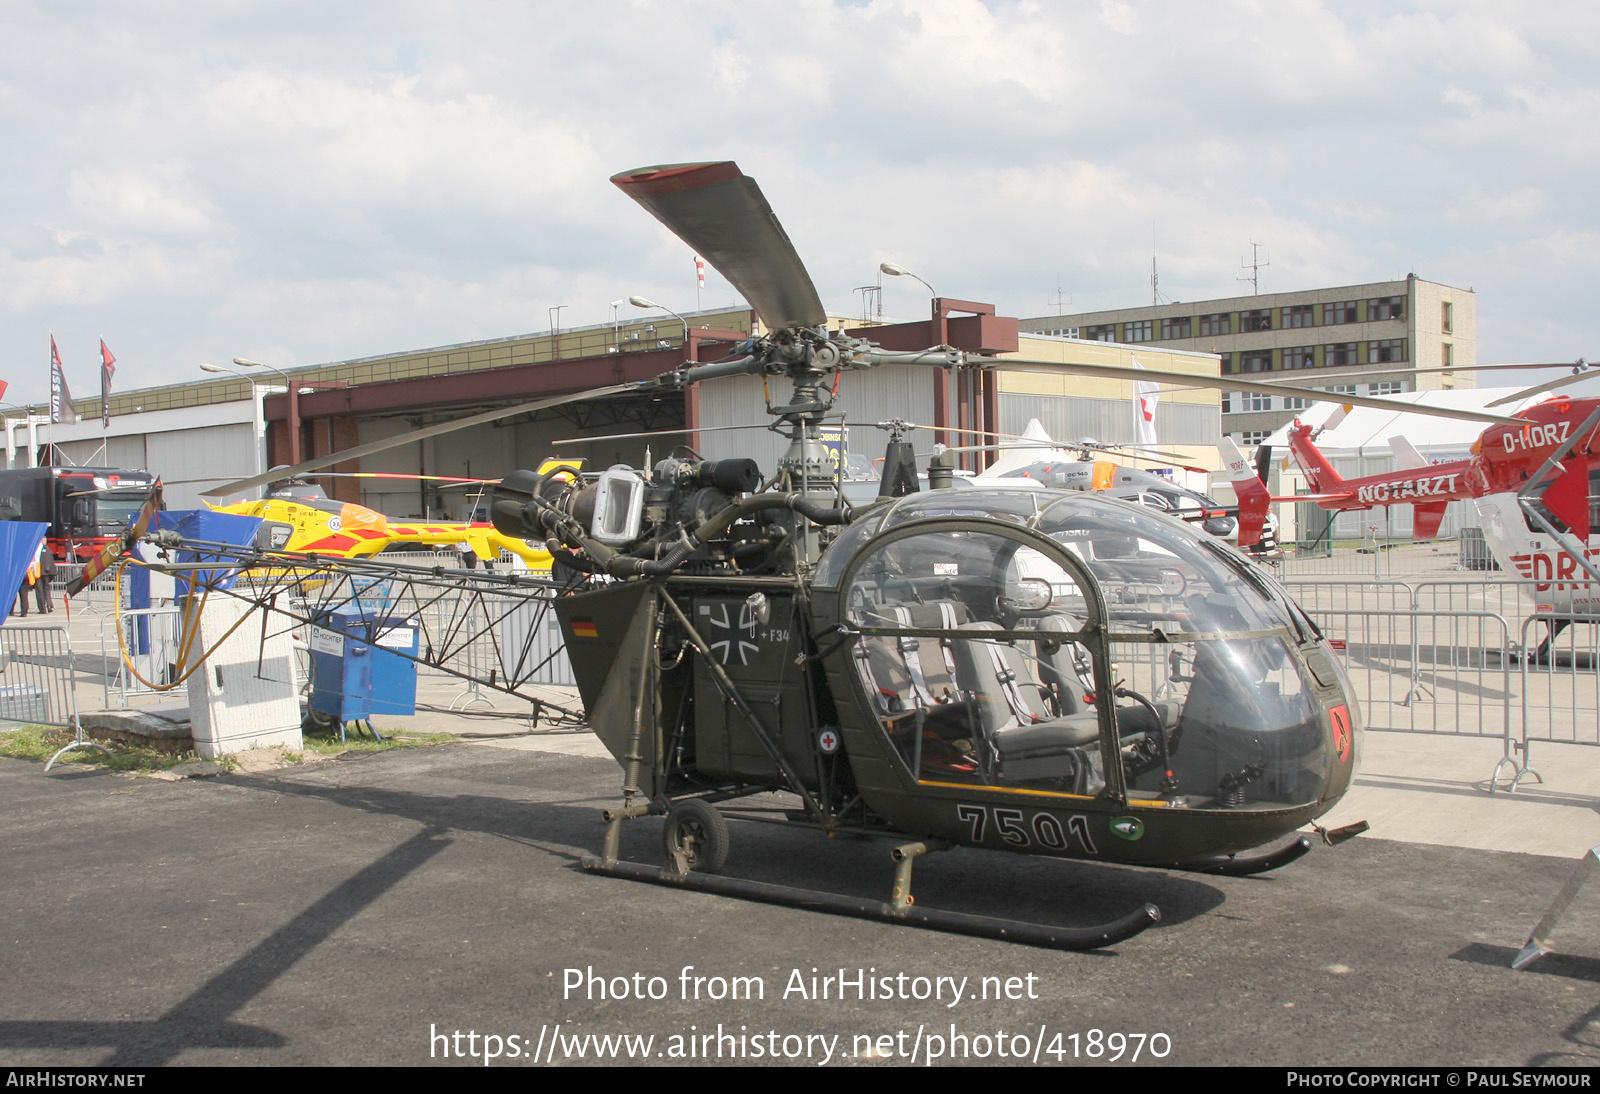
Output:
572,618,599,639
1329,705,1352,764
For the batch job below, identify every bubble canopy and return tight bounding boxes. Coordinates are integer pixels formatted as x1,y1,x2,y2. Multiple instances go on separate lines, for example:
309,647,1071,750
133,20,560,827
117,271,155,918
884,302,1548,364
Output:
816,489,1342,812
818,490,1317,641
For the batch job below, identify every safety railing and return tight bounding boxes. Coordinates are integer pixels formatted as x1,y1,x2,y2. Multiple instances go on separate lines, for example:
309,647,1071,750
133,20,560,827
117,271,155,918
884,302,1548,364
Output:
0,624,91,771
98,606,188,708
1280,572,1600,792
1510,613,1600,792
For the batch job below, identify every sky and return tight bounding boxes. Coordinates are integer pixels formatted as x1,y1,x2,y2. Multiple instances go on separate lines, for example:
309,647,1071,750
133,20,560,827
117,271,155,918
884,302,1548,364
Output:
3,0,1598,407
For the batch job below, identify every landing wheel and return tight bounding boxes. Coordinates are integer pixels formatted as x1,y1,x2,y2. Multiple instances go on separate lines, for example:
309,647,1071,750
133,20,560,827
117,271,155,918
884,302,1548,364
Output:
662,799,729,874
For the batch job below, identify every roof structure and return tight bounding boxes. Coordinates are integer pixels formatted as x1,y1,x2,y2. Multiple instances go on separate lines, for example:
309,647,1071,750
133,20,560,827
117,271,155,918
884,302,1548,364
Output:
1261,388,1542,453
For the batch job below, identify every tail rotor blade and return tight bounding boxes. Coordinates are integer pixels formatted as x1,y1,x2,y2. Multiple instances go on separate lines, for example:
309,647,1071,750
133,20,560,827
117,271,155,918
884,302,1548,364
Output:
612,162,826,331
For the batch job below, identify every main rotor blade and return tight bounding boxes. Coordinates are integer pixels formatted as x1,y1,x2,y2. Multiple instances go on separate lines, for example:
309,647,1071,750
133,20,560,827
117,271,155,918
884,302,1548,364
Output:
201,381,640,498
553,421,774,446
945,441,1207,471
975,357,1525,427
1230,359,1592,384
1487,365,1596,407
612,161,826,331
1092,442,1204,464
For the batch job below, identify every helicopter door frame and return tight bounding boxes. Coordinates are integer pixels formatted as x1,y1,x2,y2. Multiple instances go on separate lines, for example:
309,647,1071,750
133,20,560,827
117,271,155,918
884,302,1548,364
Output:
836,517,1130,805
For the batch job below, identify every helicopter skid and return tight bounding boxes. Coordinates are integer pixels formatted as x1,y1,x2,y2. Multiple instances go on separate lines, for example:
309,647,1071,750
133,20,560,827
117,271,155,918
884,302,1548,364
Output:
579,855,1161,952
1166,834,1314,877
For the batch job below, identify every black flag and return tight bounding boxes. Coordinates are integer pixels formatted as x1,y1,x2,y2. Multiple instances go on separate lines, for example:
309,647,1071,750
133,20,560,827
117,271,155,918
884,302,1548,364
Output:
49,336,79,425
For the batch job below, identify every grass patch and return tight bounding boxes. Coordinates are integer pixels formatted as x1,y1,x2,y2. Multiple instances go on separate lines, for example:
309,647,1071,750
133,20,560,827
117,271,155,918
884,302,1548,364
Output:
299,726,457,757
0,724,193,772
0,721,458,772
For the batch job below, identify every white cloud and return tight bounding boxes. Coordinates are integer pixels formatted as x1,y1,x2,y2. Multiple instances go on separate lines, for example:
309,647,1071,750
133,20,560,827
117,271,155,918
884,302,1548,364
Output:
66,165,218,236
2,0,1598,402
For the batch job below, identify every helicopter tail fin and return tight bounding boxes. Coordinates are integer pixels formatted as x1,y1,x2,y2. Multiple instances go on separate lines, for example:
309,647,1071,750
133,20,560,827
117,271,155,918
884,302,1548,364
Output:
1219,437,1269,547
1287,420,1344,494
1539,455,1593,542
1412,501,1448,541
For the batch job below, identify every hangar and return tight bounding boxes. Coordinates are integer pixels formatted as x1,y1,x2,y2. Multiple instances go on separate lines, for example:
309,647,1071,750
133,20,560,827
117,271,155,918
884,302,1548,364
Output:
12,301,1223,512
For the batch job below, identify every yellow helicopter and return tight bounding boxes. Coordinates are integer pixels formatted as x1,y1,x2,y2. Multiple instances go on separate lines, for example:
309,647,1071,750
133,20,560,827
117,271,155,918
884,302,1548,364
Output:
204,465,582,569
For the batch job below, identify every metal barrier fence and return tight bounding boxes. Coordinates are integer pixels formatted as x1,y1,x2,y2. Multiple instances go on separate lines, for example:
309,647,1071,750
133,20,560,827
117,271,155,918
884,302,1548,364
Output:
0,624,93,770
1513,613,1600,791
1310,607,1512,742
99,606,188,708
1281,576,1600,791
1272,531,1494,581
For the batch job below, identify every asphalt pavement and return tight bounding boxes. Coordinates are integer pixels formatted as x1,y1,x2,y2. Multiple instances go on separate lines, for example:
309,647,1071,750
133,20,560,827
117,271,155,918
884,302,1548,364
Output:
2,730,1598,1067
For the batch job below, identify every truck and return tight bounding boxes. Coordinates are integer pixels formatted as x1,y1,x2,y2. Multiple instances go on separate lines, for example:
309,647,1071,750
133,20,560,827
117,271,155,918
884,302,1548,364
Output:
0,467,159,561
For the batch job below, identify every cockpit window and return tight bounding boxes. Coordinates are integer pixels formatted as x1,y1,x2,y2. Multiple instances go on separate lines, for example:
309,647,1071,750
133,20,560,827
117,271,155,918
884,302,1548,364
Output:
1030,494,1302,639
844,527,1105,793
836,513,1333,812
877,488,1045,531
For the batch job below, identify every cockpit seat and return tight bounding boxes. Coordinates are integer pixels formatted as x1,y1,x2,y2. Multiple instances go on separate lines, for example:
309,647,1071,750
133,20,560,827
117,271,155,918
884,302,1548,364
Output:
853,609,913,715
1029,612,1096,716
952,622,1101,785
1113,699,1183,739
854,601,973,717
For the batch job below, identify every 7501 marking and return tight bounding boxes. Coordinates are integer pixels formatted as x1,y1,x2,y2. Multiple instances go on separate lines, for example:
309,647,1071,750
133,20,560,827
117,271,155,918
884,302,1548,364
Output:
956,805,1098,855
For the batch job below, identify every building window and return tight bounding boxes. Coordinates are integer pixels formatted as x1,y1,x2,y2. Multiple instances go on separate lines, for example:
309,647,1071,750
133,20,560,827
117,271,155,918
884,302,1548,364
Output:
1086,324,1116,341
1242,309,1273,332
1238,430,1270,446
1160,316,1192,339
1283,396,1311,410
1285,304,1315,328
1441,301,1453,334
1244,391,1272,412
1324,301,1358,325
1240,350,1272,373
1442,342,1453,367
1282,346,1315,370
1368,296,1404,321
1218,352,1234,373
1327,342,1358,367
1200,313,1231,336
1369,338,1407,363
1221,392,1231,413
1369,382,1403,395
1326,385,1357,396
1124,320,1154,342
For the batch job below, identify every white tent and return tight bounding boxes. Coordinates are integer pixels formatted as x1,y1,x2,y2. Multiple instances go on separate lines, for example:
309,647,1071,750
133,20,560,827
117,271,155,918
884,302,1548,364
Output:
1257,388,1541,541
1261,388,1540,454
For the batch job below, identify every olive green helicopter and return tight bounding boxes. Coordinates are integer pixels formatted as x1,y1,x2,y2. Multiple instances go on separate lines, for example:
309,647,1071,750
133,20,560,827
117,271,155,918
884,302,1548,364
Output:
473,161,1379,950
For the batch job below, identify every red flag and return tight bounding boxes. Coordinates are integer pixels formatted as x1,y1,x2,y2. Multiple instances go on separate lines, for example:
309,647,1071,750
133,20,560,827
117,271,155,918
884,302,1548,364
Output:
49,336,79,425
100,339,116,428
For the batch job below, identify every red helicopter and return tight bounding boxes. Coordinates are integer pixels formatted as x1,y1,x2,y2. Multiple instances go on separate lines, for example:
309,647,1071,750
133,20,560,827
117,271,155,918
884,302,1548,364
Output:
1229,390,1600,615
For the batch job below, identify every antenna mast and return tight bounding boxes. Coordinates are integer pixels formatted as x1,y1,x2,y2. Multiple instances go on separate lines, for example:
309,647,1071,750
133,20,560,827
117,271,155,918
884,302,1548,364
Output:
1239,242,1270,295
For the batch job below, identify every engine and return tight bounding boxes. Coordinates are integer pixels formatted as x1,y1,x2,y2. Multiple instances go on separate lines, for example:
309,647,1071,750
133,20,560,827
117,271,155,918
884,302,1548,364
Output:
490,456,817,578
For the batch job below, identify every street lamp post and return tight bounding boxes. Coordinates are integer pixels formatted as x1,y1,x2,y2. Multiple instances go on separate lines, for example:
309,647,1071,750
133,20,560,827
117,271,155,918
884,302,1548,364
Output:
629,296,690,348
199,363,270,478
233,357,303,465
629,296,699,451
881,262,963,458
